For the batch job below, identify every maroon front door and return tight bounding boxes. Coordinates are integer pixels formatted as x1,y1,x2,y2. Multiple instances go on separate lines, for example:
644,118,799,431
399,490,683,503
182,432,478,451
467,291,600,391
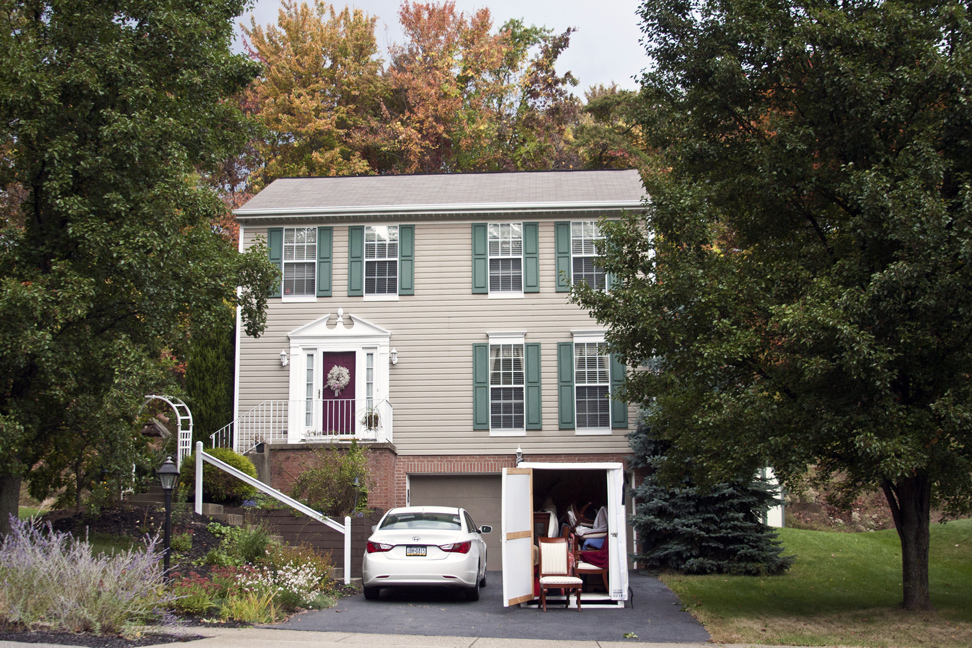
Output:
321,351,356,434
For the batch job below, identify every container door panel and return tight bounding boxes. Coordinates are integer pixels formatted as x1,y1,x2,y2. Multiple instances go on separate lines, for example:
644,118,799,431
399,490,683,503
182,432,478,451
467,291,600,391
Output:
501,467,534,606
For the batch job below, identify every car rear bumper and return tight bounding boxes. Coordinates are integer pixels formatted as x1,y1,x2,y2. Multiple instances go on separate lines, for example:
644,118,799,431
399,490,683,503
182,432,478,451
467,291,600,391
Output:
362,554,480,588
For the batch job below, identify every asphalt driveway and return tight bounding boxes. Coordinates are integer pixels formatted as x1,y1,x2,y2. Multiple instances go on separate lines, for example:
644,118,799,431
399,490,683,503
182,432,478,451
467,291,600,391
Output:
272,572,709,643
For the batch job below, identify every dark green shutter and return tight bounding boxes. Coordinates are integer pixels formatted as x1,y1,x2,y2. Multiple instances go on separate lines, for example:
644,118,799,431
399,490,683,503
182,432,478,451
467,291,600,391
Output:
472,223,488,294
399,225,415,295
525,343,542,430
555,221,571,292
348,226,364,297
523,222,539,293
558,342,575,430
267,228,283,298
316,227,332,297
473,344,489,430
610,353,628,428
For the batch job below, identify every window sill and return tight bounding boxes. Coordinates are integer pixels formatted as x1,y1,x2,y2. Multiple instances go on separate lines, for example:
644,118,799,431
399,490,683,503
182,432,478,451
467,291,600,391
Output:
489,429,526,437
363,293,400,301
487,292,525,299
281,295,317,303
575,427,612,436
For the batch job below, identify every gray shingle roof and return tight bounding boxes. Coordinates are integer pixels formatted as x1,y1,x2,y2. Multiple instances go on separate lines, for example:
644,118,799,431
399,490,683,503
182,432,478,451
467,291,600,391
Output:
235,170,644,220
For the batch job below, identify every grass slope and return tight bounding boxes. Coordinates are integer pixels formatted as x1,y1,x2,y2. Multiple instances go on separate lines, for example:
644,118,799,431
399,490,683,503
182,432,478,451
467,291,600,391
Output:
661,518,972,647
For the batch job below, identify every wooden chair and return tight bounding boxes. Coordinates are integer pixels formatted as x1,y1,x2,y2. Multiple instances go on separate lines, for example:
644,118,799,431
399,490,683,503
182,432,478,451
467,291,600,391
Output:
575,542,609,593
537,536,582,612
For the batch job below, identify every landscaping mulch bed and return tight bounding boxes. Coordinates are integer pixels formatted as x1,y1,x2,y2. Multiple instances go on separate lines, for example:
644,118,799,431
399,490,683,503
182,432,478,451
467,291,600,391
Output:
0,628,205,648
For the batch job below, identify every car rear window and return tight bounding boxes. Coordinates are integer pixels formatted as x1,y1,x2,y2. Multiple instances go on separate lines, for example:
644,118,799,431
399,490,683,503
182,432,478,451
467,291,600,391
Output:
380,512,462,530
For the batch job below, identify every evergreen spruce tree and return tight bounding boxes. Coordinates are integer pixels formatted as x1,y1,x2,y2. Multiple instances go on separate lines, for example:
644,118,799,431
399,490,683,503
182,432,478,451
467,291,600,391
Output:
185,308,235,447
631,421,794,575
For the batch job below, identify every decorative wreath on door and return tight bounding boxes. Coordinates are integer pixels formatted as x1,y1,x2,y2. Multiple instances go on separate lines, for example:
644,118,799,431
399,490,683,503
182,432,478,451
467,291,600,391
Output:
326,365,350,396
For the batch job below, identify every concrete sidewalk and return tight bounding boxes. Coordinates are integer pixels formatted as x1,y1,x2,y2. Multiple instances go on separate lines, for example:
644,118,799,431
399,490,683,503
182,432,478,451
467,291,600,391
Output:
0,627,804,648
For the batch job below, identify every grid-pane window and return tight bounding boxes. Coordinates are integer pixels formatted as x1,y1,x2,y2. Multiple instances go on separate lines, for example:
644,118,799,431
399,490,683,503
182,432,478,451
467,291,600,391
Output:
365,225,398,295
488,223,522,292
283,227,317,296
490,343,524,429
305,353,315,426
575,342,610,429
571,221,605,289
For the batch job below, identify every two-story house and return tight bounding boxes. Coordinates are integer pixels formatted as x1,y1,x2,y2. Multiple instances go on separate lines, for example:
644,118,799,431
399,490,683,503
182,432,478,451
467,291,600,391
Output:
224,169,645,580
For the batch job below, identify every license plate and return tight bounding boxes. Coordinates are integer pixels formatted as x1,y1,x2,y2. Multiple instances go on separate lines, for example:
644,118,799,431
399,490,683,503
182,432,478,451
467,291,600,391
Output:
405,546,427,557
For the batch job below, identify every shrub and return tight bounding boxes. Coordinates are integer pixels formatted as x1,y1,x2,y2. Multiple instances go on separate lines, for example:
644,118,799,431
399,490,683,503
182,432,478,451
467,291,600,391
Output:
290,441,371,517
205,521,273,566
0,518,174,636
180,448,258,504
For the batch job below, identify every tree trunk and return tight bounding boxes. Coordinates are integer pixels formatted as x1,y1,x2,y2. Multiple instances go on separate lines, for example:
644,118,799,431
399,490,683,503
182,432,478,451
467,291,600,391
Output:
881,474,932,611
0,472,23,537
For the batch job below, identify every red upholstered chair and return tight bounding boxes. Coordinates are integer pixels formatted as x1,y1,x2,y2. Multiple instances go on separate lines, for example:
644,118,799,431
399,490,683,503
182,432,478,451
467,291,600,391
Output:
575,541,609,592
537,537,582,612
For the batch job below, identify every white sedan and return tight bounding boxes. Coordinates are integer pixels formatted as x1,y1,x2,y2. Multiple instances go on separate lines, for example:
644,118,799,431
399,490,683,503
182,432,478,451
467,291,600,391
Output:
362,506,491,601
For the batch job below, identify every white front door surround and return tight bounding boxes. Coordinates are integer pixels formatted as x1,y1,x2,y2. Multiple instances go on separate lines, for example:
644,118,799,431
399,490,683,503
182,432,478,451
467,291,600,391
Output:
287,309,392,443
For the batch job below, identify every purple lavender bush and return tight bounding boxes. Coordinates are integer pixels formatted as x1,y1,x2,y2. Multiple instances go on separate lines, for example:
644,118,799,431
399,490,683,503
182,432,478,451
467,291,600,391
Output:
0,517,176,636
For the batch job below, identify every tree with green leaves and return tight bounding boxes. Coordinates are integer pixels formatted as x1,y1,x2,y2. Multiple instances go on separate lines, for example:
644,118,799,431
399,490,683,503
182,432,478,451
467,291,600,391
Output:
0,0,277,533
575,0,972,610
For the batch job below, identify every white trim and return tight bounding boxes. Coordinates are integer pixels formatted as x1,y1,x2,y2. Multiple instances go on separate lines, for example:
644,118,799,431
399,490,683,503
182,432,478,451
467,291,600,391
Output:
487,331,527,344
490,429,526,437
281,295,317,303
233,226,244,451
488,292,524,299
236,199,644,219
363,293,399,302
575,428,613,436
572,330,607,343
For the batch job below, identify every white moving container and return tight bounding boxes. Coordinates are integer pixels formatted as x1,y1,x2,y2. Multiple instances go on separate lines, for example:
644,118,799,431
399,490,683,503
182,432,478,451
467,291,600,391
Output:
501,462,629,608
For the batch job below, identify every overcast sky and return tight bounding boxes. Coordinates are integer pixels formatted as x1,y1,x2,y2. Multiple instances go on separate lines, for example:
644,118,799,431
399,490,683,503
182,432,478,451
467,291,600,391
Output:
235,0,649,95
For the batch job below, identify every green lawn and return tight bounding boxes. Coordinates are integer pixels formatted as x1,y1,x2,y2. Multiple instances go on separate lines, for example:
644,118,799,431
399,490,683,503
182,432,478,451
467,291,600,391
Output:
18,506,47,519
661,519,972,647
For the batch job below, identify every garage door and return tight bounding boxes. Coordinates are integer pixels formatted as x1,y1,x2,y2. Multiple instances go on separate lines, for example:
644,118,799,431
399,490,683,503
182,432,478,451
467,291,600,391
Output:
408,474,503,570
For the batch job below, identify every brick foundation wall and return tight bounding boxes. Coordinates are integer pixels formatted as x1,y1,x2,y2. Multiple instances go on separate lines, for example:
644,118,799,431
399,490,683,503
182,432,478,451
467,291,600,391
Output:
262,443,634,511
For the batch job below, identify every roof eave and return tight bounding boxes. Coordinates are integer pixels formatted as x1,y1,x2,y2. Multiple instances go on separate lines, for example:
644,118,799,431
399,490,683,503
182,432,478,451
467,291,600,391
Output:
234,200,645,222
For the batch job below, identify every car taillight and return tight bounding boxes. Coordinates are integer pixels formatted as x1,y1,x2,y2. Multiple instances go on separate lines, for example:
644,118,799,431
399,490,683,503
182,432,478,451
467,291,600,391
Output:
439,541,471,554
367,541,393,553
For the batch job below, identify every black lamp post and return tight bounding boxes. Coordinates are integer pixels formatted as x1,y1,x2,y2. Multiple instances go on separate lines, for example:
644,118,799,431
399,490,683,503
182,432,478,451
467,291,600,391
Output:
156,456,179,577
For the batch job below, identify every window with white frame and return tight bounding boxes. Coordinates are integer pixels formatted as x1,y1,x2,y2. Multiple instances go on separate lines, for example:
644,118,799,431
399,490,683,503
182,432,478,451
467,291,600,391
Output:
304,353,315,426
488,223,522,292
283,227,317,296
571,221,605,289
575,341,611,430
490,343,524,430
365,225,398,295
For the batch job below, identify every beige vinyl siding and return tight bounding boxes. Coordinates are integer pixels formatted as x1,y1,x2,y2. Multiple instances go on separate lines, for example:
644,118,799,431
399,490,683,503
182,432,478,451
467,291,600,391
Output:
238,216,637,457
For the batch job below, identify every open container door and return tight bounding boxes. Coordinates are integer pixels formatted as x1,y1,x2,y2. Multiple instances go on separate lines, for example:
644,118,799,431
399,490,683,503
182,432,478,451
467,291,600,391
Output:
606,464,629,600
501,467,534,607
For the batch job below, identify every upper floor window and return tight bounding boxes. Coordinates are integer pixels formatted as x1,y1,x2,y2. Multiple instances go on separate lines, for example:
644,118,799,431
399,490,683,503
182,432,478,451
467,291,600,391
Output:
574,341,610,430
283,227,317,296
571,221,605,289
365,226,399,296
488,223,523,293
490,342,525,431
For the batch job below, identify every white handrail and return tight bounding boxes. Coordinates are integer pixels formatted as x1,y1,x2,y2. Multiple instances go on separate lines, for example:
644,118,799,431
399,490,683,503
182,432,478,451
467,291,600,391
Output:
193,441,351,584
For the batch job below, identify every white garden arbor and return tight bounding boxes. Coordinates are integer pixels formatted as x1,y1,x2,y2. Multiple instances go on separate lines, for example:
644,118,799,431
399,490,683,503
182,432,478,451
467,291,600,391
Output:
142,394,193,469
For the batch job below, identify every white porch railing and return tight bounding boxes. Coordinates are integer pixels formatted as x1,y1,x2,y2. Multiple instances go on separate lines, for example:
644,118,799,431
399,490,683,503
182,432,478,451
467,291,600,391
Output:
210,398,393,452
193,442,351,584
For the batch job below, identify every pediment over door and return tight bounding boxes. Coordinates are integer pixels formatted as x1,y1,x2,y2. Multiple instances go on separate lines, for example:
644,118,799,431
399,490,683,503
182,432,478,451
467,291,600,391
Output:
288,308,391,346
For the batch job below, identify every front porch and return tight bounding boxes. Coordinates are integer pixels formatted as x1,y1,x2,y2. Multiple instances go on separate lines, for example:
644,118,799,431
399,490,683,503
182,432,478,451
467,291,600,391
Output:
211,397,393,452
